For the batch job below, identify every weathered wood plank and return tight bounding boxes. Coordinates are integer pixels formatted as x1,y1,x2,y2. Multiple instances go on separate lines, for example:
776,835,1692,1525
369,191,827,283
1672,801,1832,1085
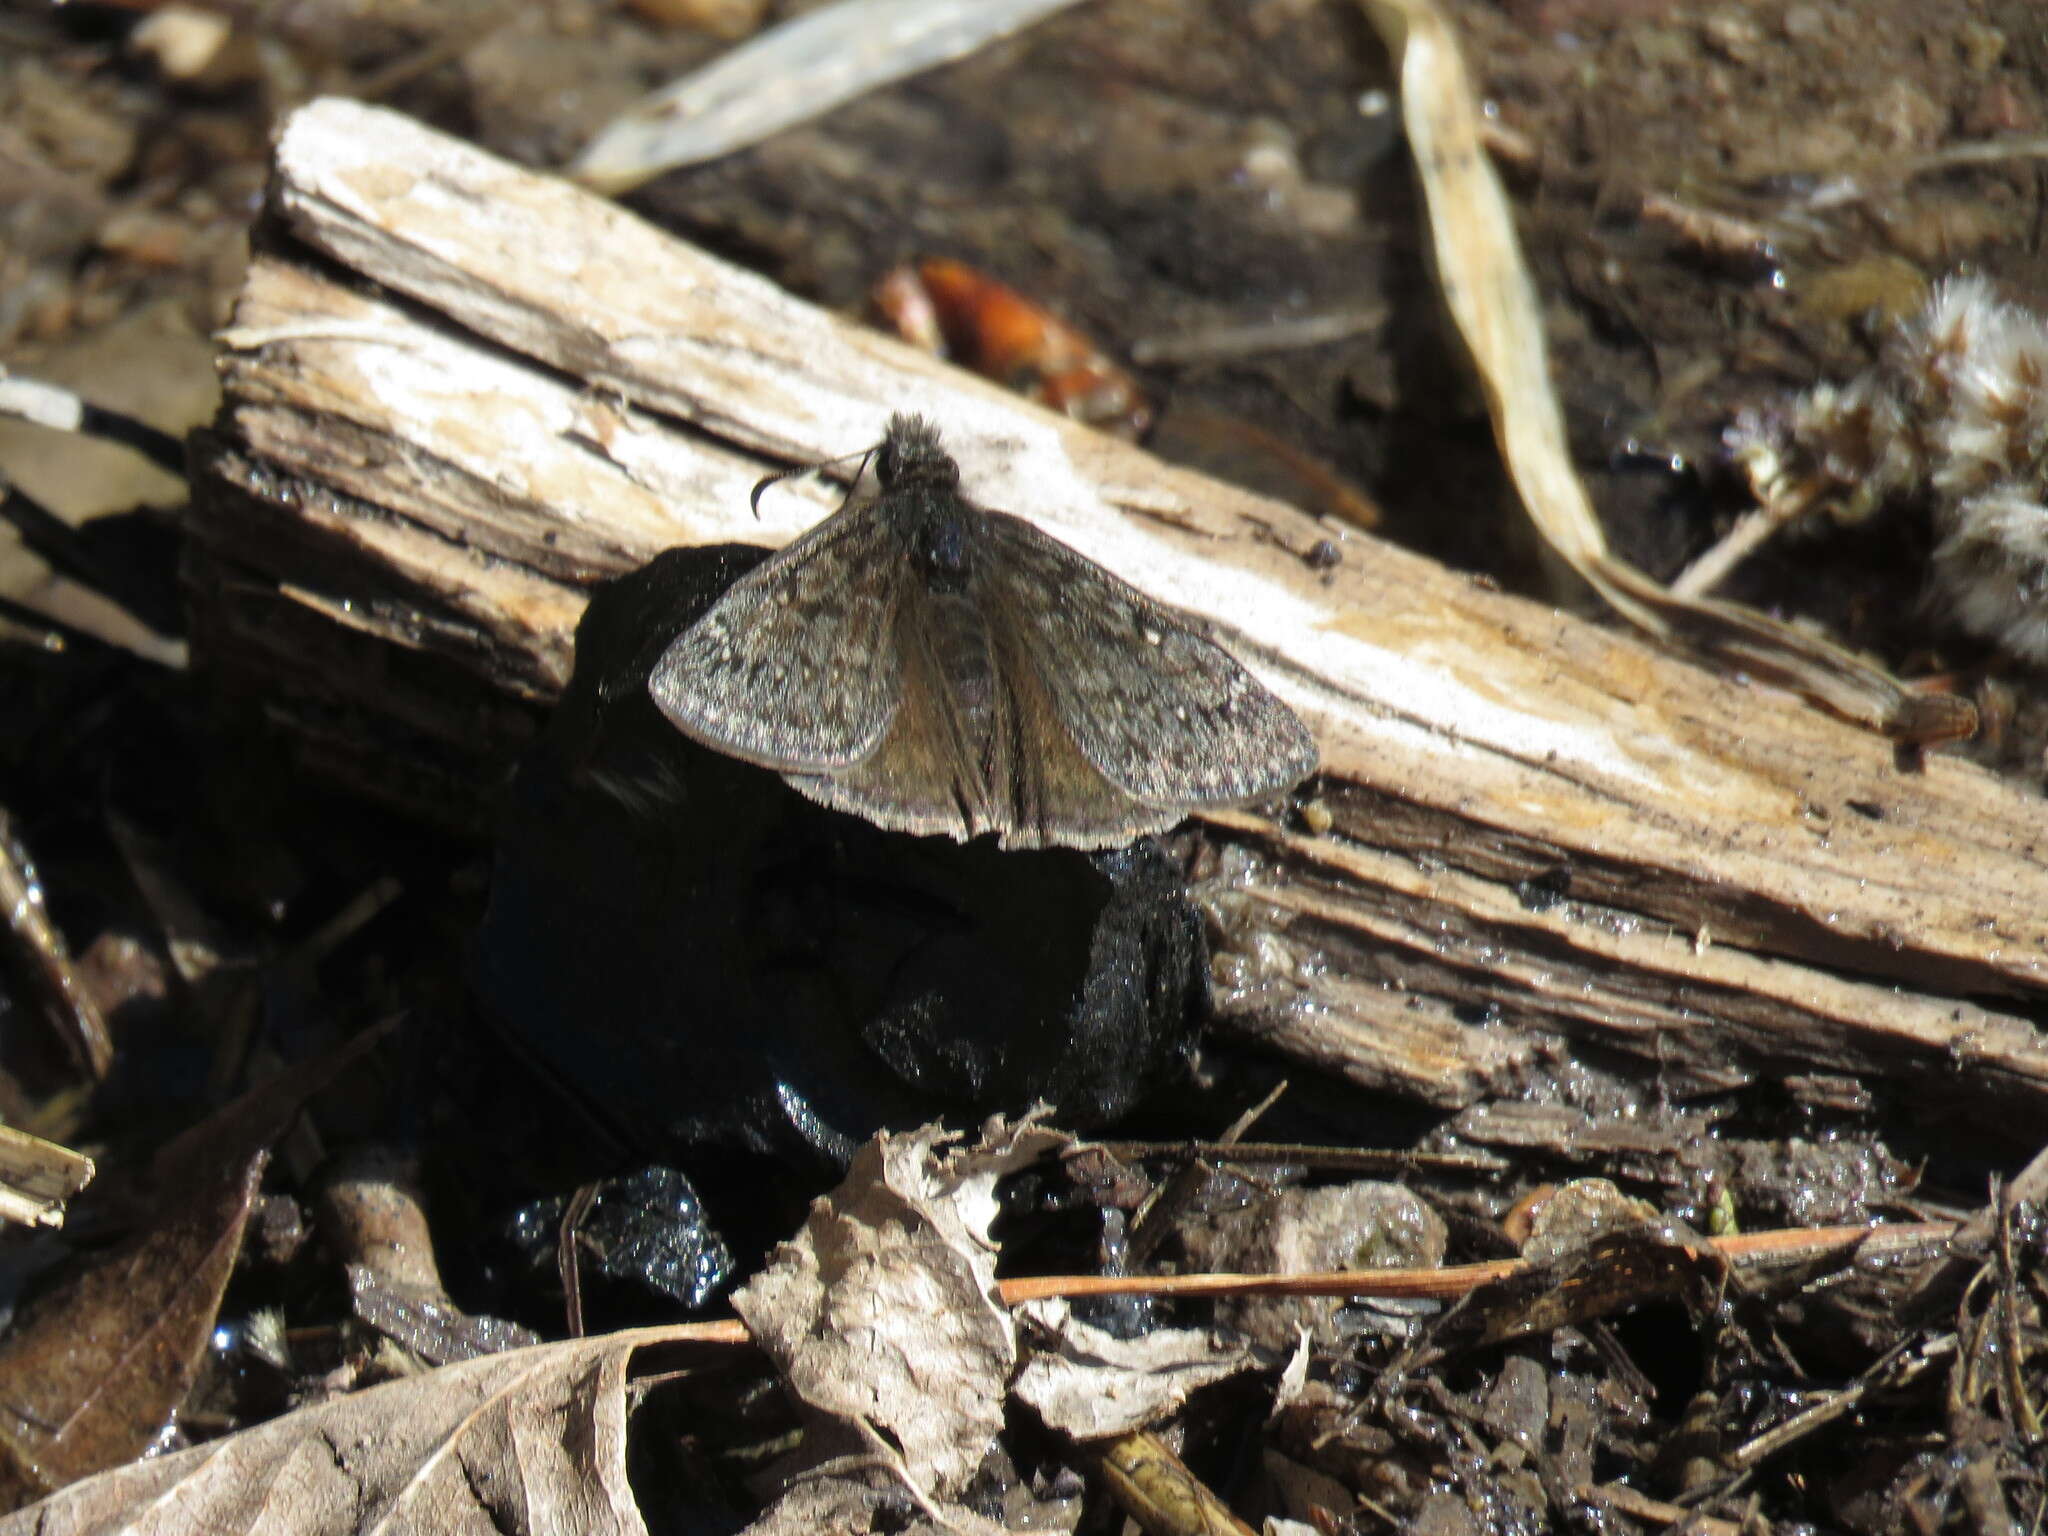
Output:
187,98,2048,1122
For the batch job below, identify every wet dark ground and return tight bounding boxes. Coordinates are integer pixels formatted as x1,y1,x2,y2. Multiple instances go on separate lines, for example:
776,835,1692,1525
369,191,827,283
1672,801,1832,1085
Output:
3,0,2048,1530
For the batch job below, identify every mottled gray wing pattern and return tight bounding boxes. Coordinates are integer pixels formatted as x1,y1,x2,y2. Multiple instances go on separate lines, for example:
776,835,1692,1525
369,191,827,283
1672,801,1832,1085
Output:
785,586,1003,841
797,573,1187,850
980,511,1317,808
978,609,1190,849
648,508,904,772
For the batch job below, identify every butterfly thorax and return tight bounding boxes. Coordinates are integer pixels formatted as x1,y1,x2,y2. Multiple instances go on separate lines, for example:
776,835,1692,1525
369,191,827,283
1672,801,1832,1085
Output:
872,412,976,584
897,496,979,596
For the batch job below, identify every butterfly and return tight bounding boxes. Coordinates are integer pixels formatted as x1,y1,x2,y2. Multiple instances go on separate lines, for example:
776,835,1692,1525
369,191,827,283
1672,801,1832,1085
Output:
648,415,1316,849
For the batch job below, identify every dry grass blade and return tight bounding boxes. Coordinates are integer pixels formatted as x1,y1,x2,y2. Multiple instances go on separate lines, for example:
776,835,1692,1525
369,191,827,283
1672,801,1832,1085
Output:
570,0,1090,191
997,1220,1958,1304
1356,0,1972,743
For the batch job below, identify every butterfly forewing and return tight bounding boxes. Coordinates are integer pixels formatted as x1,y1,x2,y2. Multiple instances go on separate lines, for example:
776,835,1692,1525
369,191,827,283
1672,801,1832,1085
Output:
649,509,904,772
980,512,1316,808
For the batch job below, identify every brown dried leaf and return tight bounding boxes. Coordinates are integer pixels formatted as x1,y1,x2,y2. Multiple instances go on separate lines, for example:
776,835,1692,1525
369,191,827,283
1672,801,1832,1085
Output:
733,1122,1062,1497
0,1022,405,1513
1012,1300,1255,1441
0,1325,705,1536
1450,1223,1729,1351
114,1020,396,1220
0,1152,264,1513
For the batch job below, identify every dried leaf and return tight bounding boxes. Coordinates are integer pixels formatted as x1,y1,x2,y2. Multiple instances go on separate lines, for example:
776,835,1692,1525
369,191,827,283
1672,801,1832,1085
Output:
1446,1224,1729,1351
127,1020,396,1214
0,1023,403,1511
0,1326,708,1536
1012,1299,1254,1441
734,1122,1061,1496
0,1153,264,1513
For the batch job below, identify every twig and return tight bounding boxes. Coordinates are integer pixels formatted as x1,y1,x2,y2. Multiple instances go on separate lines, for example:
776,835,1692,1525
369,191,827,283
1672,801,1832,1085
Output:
1131,308,1389,366
1994,1180,2043,1440
1795,134,2048,212
1089,1141,1507,1177
1125,1082,1290,1266
0,591,68,652
559,1181,602,1339
1578,1481,1747,1535
0,1124,95,1230
1098,1430,1259,1536
1637,192,1777,273
1670,502,1796,598
1725,1332,1954,1474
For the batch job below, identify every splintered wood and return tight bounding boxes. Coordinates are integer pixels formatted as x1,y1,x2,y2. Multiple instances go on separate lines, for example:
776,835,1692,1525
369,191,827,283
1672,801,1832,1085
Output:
189,99,2048,1126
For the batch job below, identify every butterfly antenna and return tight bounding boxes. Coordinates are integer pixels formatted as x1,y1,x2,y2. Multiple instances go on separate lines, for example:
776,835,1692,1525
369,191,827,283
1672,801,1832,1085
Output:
749,443,879,519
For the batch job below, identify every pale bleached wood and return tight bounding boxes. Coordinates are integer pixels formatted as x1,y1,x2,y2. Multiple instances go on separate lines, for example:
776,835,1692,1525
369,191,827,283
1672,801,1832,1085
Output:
188,98,2048,1122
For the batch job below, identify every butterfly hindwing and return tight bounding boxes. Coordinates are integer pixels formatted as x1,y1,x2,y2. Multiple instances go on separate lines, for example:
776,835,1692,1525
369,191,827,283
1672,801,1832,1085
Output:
979,608,1187,847
787,584,1005,839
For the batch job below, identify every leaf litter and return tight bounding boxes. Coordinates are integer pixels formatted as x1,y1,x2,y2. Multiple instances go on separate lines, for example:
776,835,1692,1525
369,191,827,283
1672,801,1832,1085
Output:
9,1104,2033,1534
0,1119,1267,1536
1,1326,677,1536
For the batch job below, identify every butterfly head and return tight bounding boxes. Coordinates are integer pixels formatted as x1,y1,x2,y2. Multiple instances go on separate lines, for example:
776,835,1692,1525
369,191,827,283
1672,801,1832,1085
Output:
878,414,960,492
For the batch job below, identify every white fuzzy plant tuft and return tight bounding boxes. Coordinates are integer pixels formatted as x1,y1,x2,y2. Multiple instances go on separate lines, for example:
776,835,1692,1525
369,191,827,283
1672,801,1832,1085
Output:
1728,275,2048,662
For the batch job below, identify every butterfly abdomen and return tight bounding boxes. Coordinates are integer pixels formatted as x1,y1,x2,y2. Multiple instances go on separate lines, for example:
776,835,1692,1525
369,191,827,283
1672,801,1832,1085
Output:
921,591,1001,770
